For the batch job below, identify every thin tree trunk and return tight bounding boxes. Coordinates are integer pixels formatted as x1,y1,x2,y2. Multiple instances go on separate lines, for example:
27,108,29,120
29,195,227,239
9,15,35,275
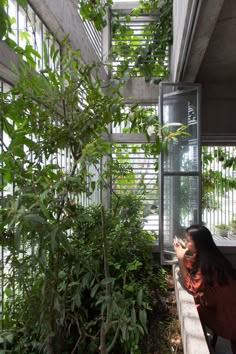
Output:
100,327,107,354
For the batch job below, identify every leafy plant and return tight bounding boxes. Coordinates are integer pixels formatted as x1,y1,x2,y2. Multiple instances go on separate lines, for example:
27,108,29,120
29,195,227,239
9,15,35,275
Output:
111,0,172,82
79,0,113,30
0,194,166,353
76,0,173,82
0,0,11,40
0,0,28,40
0,2,187,352
215,224,229,237
202,146,236,211
215,224,229,230
0,36,180,353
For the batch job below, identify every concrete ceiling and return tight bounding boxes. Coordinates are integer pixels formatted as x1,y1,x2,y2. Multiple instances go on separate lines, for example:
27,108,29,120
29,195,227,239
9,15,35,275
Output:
197,0,236,82
181,0,236,84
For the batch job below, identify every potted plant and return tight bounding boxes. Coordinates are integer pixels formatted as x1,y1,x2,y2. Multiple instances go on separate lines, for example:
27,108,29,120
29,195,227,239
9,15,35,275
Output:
229,218,236,235
215,224,230,237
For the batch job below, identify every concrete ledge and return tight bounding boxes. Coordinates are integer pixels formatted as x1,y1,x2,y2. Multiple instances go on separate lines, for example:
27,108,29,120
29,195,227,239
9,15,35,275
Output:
217,244,236,268
121,77,159,104
173,265,210,354
0,41,20,84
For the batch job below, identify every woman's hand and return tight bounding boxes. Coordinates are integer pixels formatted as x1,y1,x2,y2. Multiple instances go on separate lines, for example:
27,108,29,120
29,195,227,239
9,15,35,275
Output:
173,239,186,260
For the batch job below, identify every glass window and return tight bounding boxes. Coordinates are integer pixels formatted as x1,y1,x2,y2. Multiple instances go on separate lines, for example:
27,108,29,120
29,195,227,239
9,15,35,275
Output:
159,83,201,264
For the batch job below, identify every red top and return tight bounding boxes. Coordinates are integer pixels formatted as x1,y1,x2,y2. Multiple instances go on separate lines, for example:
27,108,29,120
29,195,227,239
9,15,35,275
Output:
183,255,236,339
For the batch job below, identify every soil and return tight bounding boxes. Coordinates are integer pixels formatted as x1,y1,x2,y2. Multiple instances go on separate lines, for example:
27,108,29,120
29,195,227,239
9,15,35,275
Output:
140,274,183,354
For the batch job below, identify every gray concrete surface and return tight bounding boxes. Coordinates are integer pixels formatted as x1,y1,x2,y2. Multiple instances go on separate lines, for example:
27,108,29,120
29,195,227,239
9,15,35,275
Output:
173,265,235,354
173,265,210,354
171,0,236,142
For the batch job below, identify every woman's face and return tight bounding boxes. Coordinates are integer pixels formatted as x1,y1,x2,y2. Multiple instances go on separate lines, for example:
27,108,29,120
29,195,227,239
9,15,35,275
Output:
185,232,197,254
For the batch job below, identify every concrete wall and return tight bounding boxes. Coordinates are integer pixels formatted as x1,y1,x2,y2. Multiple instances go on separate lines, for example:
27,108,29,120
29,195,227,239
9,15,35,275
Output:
0,0,108,84
217,244,236,268
173,265,210,354
173,260,235,354
0,42,20,84
121,77,159,104
171,0,225,83
171,0,195,81
201,83,236,141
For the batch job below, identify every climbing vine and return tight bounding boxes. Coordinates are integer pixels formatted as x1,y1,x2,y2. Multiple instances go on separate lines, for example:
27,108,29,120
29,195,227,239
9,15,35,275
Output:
111,0,172,82
78,0,172,82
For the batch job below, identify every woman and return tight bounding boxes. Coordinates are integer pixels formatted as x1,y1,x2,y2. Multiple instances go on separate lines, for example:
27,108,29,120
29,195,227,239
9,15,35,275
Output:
173,224,236,353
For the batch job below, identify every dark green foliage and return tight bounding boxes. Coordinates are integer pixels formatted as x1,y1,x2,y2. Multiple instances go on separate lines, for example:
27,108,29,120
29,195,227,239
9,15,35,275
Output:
0,3,182,349
0,0,27,40
111,0,173,82
0,41,171,353
0,196,167,354
202,146,236,210
0,0,10,40
79,0,113,30
76,0,173,82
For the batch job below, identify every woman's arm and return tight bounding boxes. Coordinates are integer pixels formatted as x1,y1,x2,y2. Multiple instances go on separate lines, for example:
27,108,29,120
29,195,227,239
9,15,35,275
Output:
173,240,188,278
178,257,189,279
173,239,203,293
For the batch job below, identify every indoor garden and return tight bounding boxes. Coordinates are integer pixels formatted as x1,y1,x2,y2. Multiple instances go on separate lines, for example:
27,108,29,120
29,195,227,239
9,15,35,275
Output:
0,0,183,353
1,1,236,353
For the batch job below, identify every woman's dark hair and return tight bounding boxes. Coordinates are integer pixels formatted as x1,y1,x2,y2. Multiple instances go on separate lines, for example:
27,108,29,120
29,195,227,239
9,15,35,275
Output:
186,224,236,286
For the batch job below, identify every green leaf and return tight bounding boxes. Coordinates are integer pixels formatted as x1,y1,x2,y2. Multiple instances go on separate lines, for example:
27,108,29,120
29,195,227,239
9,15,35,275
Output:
5,333,14,344
91,181,96,191
131,306,136,326
82,272,91,288
16,0,27,9
100,277,115,286
4,287,12,297
3,118,14,137
139,309,147,333
123,284,135,292
14,223,22,251
121,322,128,340
23,214,47,225
39,201,51,220
96,295,111,306
54,296,61,312
126,260,142,271
73,292,81,308
0,3,10,40
137,324,144,335
137,288,143,306
91,283,99,298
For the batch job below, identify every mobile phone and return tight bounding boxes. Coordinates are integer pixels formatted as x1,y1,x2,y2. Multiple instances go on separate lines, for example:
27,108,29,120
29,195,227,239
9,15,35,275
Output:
174,236,186,248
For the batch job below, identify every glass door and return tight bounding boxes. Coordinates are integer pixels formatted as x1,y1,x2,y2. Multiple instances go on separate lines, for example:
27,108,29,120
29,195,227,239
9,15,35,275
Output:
159,83,201,264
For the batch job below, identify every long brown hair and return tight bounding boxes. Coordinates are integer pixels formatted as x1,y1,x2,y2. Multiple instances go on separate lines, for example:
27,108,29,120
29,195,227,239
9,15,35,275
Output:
186,224,236,286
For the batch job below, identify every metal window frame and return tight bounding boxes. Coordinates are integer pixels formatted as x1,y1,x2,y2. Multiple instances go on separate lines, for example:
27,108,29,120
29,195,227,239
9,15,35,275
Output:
159,81,202,264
